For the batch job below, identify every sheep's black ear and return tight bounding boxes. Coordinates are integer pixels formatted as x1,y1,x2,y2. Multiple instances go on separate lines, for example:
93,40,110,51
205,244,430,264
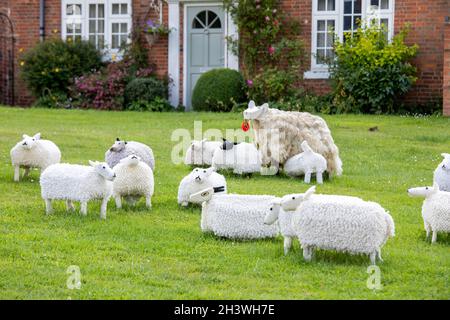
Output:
124,141,128,144
116,137,120,141
233,142,238,145
222,138,227,142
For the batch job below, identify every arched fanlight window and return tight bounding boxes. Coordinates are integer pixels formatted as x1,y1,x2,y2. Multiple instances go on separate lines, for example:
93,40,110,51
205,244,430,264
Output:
192,10,221,29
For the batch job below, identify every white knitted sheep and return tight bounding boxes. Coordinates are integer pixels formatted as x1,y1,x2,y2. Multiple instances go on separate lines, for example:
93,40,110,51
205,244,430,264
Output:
10,133,61,182
408,183,450,243
243,101,342,176
433,153,450,192
211,140,261,174
105,138,155,170
284,141,327,184
184,139,221,166
264,187,317,255
280,186,395,264
40,161,115,219
190,188,279,240
112,155,154,209
178,167,227,206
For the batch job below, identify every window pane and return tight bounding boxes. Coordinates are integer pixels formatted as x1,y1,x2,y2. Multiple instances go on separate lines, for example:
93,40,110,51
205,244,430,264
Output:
327,20,335,29
317,20,326,31
318,0,326,11
89,35,95,44
120,35,127,45
343,16,351,30
327,0,335,10
120,23,127,33
112,35,119,48
371,0,379,7
353,16,361,29
112,23,119,33
98,35,104,49
316,49,325,64
89,20,96,33
67,24,73,33
327,32,334,47
344,0,352,14
121,4,128,14
193,17,204,29
67,4,73,15
75,35,82,41
326,49,334,60
112,4,120,14
75,23,82,33
380,0,389,9
197,11,207,25
89,4,96,18
98,20,104,33
209,17,221,28
98,4,104,17
317,33,325,47
354,0,361,13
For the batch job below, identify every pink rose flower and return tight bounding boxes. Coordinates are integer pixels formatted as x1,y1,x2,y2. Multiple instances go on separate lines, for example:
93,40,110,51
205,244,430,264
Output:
268,46,275,55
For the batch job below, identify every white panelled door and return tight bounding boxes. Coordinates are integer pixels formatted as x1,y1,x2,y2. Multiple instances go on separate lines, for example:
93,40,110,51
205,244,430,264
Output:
186,6,225,109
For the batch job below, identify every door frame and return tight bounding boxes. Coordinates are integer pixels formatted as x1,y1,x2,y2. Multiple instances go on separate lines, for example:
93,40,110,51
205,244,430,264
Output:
182,2,237,109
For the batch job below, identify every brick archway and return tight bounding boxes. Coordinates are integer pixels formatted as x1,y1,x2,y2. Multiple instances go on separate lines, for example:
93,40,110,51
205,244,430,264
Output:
0,12,15,106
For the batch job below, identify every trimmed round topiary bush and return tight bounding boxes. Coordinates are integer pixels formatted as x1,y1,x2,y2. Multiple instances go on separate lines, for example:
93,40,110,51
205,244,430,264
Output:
192,68,245,112
124,77,168,107
20,39,103,97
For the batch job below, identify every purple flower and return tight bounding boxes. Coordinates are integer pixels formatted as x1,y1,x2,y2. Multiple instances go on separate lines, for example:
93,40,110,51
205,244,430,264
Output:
247,79,253,87
146,19,155,27
265,16,270,22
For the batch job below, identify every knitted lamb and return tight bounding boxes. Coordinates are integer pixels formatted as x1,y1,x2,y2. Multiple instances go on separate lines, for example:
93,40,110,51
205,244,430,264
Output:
283,140,327,184
408,183,450,243
433,153,450,191
105,138,155,170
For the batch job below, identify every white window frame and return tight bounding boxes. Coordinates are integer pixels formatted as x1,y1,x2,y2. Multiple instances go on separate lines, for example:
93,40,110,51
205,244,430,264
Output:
61,0,132,61
305,0,395,79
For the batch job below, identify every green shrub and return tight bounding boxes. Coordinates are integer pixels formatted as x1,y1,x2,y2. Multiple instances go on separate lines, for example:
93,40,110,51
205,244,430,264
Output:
192,68,245,112
248,68,298,103
32,91,70,109
21,39,103,97
330,23,418,114
126,97,173,112
124,77,168,107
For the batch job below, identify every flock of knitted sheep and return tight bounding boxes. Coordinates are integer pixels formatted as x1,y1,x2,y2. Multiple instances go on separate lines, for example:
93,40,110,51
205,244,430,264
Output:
8,101,450,265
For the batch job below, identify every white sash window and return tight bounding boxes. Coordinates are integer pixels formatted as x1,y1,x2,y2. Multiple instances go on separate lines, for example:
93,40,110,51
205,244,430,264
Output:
306,0,394,78
62,0,132,60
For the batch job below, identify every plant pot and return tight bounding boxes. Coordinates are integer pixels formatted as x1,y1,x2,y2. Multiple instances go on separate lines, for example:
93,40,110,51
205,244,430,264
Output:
145,33,160,46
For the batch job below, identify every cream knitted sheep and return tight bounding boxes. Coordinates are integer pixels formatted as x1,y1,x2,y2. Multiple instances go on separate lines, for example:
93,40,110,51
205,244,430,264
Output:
10,133,61,182
190,188,279,239
242,101,342,176
184,139,221,166
280,186,395,264
40,161,115,219
283,141,327,184
113,155,154,209
177,167,227,206
408,183,450,243
433,153,450,192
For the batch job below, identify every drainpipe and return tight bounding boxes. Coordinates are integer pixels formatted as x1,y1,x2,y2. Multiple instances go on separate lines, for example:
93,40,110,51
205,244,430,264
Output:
39,0,45,41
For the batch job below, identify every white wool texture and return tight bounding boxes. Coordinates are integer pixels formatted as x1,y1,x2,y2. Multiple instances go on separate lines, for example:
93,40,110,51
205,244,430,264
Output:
433,154,450,191
184,141,221,166
422,191,450,233
113,161,154,199
277,208,296,238
211,142,261,174
178,170,227,205
283,142,327,177
11,139,61,170
250,108,342,176
105,141,155,169
40,163,112,202
201,194,279,239
291,195,395,256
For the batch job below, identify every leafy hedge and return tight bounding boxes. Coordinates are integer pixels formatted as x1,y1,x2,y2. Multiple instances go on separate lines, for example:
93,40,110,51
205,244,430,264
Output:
192,68,245,112
20,39,103,97
330,23,418,114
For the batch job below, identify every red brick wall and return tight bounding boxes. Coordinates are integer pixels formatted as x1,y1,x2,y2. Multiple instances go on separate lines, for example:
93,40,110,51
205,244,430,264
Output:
395,0,447,107
444,20,450,116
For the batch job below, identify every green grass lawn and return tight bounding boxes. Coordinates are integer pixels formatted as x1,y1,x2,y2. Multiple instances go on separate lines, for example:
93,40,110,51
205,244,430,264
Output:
0,106,449,299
